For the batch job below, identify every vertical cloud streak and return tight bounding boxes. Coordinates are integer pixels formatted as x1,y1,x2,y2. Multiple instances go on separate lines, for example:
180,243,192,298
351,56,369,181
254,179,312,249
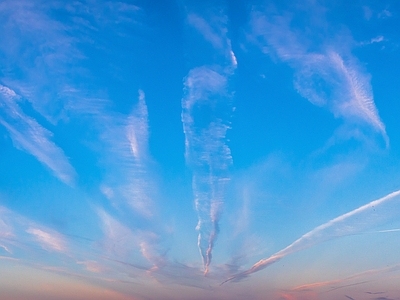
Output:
100,90,155,218
181,2,238,274
182,66,233,274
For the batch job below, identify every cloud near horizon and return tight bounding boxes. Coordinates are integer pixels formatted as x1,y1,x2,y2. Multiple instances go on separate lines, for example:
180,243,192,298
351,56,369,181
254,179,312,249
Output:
223,190,400,283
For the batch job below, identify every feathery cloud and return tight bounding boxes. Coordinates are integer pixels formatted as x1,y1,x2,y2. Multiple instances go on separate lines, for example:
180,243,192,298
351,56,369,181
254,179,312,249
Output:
98,90,156,218
249,5,388,144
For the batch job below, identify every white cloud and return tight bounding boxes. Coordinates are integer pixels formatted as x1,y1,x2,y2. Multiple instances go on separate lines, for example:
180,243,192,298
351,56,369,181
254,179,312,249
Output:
0,84,77,184
249,6,388,144
97,91,156,218
224,189,400,283
186,9,237,70
187,13,226,50
26,227,67,252
182,65,233,273
126,90,149,161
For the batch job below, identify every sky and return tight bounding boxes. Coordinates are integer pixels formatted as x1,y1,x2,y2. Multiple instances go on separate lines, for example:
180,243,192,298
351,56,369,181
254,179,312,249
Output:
1,0,400,299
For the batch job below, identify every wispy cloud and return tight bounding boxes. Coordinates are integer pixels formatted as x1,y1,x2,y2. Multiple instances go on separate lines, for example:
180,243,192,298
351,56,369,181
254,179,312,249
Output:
223,189,400,283
182,4,237,274
186,5,237,68
96,207,165,273
249,4,388,145
98,90,157,218
0,207,14,239
187,13,227,51
77,260,105,273
127,90,149,161
0,0,81,123
0,85,76,184
26,227,67,252
287,263,400,300
182,65,233,274
0,205,73,259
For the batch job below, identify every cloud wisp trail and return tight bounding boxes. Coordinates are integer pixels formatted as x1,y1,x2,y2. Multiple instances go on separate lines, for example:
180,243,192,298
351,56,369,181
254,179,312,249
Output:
0,84,76,184
182,66,233,275
222,189,400,284
182,5,236,274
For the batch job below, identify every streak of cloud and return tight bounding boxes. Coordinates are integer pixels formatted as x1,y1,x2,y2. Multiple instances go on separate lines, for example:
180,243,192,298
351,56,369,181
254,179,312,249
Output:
186,11,237,68
26,227,67,253
0,84,76,184
127,90,149,161
187,13,227,51
249,4,388,145
182,65,233,274
182,4,236,274
99,90,156,218
0,206,69,253
223,190,400,283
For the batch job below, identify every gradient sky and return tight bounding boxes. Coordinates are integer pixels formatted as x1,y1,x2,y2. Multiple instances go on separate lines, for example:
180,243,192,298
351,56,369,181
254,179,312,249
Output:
1,0,400,299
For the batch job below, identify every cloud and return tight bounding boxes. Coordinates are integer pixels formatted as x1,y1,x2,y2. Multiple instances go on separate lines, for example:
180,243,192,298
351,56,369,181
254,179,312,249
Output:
0,85,76,184
26,227,67,252
187,13,227,51
0,205,75,261
98,90,156,218
0,244,12,254
182,4,239,274
249,4,388,144
366,292,385,295
182,65,233,274
0,0,143,123
77,260,105,273
371,36,385,44
0,0,82,123
96,207,165,271
223,189,400,283
186,6,237,69
127,90,148,160
0,207,14,238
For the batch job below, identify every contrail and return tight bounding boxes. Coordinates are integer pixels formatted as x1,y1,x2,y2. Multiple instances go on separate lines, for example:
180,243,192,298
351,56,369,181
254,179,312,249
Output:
222,189,400,284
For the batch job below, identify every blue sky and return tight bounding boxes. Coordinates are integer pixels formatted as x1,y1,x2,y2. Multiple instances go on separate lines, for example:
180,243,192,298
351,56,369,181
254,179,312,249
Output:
1,0,400,299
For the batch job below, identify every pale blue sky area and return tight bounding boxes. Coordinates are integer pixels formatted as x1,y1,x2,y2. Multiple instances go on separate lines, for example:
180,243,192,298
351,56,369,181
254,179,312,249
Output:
1,1,400,299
